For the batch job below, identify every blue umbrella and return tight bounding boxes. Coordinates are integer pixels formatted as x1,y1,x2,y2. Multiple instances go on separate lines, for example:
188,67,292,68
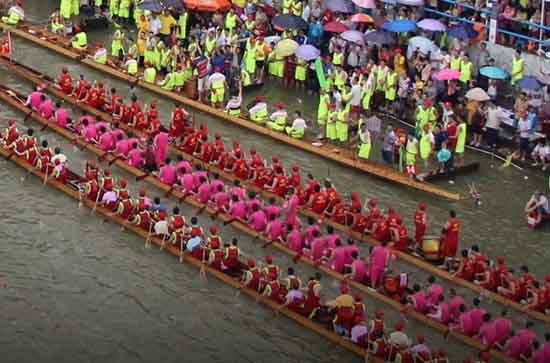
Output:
272,14,308,31
479,66,508,80
517,76,542,91
382,19,417,33
364,30,395,44
138,0,163,12
326,0,355,13
447,25,476,40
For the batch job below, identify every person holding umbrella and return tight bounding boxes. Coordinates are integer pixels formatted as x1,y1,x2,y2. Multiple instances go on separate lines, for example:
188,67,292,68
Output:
511,49,525,87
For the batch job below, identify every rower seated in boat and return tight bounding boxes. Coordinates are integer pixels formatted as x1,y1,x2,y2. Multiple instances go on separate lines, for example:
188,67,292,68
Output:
12,128,36,157
384,271,408,301
525,279,550,313
35,140,53,172
2,1,24,26
168,206,186,246
1,120,19,147
407,284,429,314
387,321,411,361
303,273,322,319
115,189,134,220
242,258,261,291
70,25,88,51
389,216,409,252
223,238,240,273
280,279,306,313
524,191,550,228
285,111,307,139
328,284,355,335
169,104,189,142
56,67,73,95
248,95,268,124
267,102,287,132
262,275,283,303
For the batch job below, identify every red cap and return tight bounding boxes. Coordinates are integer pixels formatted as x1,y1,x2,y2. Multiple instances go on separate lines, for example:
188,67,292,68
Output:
375,310,384,318
418,202,427,210
416,334,425,343
119,190,129,199
8,119,16,126
394,321,405,331
424,99,432,107
247,258,256,267
368,199,378,207
54,159,60,165
444,101,453,108
272,156,279,163
158,210,167,220
497,256,505,264
292,164,299,172
545,275,550,283
139,189,146,197
329,103,336,109
119,178,128,187
340,284,350,294
353,315,364,324
250,147,256,155
353,292,362,301
215,132,221,139
265,255,273,264
255,95,264,102
96,42,103,48
210,225,218,234
103,168,111,176
275,102,285,109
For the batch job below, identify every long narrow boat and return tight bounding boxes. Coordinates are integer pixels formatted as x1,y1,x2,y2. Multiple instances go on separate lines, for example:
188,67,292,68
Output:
0,90,523,363
0,22,462,201
2,57,546,326
0,144,374,360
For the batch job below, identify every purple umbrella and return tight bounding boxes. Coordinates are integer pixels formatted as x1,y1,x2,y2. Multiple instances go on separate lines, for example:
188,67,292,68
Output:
326,0,355,13
341,30,365,44
364,30,395,44
398,0,424,5
295,44,320,60
417,18,446,32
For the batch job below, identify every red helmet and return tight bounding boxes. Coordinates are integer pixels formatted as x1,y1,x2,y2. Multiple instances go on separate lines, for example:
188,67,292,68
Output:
250,147,256,155
265,255,273,264
292,164,299,172
210,226,218,234
214,132,221,139
103,168,111,176
247,258,256,267
375,310,384,318
418,202,427,210
119,178,128,188
353,292,362,301
158,210,167,220
139,189,146,197
8,119,16,126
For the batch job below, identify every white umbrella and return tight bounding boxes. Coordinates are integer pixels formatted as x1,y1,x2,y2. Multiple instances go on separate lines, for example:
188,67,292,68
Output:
465,87,490,101
407,36,438,59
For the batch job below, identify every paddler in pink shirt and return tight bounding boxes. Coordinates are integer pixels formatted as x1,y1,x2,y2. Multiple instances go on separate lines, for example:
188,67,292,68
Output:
467,298,486,335
248,204,267,232
425,276,444,308
265,197,281,219
196,176,212,204
285,224,303,253
477,313,498,347
229,180,246,201
213,184,230,214
368,240,390,288
324,225,339,249
283,188,301,228
328,239,347,273
492,310,512,348
54,102,69,128
76,113,94,134
308,231,326,262
38,95,54,119
193,164,208,190
176,156,192,174
427,294,451,324
82,121,98,142
128,144,145,168
451,304,474,336
158,158,177,185
515,321,537,358
98,129,115,151
228,194,247,220
448,288,464,323
344,239,360,266
153,131,168,168
346,251,367,283
245,191,262,216
265,214,284,242
408,284,429,314
304,217,321,247
25,86,44,110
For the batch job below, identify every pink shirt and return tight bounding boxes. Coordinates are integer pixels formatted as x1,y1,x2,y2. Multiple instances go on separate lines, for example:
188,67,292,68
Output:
193,171,208,189
370,245,389,269
331,246,347,273
55,108,69,128
449,296,464,322
351,259,367,282
411,291,428,313
427,283,444,306
493,318,511,344
230,186,246,200
39,99,54,119
159,164,176,185
98,131,115,151
210,180,225,195
83,124,98,142
517,329,536,356
229,200,247,220
325,234,339,249
27,91,43,109
479,321,498,346
115,139,130,156
505,335,523,358
197,183,212,204
458,312,473,336
304,224,321,245
468,308,486,334
181,173,195,192
128,148,144,167
246,198,262,215
176,160,192,174
310,238,325,261
94,122,111,133
265,204,281,219
249,210,267,232
286,230,303,252
266,219,283,241
344,245,360,265
214,191,229,211
111,129,126,141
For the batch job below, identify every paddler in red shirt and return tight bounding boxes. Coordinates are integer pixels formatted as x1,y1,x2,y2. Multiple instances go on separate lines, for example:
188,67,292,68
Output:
518,265,535,301
196,134,214,163
72,75,89,100
267,166,289,197
323,179,342,211
248,147,266,170
440,210,460,263
104,88,120,114
242,258,261,291
303,273,322,319
414,202,427,247
289,164,301,187
231,151,250,180
35,140,53,172
1,119,19,146
211,132,225,162
497,269,521,301
56,67,73,95
130,95,142,115
365,199,381,229
308,184,328,214
181,128,200,155
83,82,100,109
390,216,409,251
169,103,189,141
304,173,320,201
453,250,476,281
146,102,159,123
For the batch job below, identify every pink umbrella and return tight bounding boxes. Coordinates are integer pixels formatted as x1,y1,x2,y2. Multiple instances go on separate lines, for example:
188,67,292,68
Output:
349,13,374,23
324,21,350,33
341,30,365,44
417,18,446,32
352,0,376,8
435,68,461,81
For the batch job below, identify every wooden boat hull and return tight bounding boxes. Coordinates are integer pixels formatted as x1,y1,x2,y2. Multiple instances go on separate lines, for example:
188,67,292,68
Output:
0,144,370,360
0,90,523,363
419,162,481,183
0,56,545,325
0,22,461,201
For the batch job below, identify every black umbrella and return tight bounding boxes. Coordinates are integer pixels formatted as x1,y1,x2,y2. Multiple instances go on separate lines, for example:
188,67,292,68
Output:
272,14,308,31
138,0,183,12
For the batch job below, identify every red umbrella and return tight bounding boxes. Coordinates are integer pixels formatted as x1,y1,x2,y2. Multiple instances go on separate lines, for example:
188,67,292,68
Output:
183,0,231,12
323,21,349,33
349,13,374,23
374,16,388,28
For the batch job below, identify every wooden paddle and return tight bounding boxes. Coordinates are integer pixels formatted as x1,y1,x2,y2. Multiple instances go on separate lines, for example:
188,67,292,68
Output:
91,187,103,214
144,222,153,249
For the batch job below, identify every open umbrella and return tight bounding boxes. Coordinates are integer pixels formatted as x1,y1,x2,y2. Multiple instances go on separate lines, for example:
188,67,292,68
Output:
398,0,424,5
341,30,365,44
382,19,417,33
272,14,308,31
274,39,299,57
352,0,376,7
349,13,374,23
434,68,461,81
138,0,163,12
417,18,446,32
479,66,508,80
183,0,230,12
447,25,476,40
295,44,320,60
465,87,490,102
407,36,437,58
517,76,542,91
324,21,349,33
326,0,355,13
364,30,395,44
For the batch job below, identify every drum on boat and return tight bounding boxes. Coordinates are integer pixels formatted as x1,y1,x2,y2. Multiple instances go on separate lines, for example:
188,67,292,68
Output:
421,236,441,261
